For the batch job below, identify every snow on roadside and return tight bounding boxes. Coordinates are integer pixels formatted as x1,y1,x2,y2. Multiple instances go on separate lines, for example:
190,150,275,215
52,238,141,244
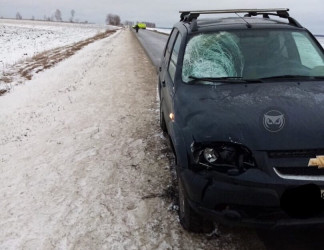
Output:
0,19,119,94
0,30,116,95
0,19,116,67
147,27,171,35
0,29,263,250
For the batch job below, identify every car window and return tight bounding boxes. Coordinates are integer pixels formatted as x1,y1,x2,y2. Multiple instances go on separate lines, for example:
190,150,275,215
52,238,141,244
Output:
182,30,324,83
163,28,175,57
293,32,324,68
165,29,178,56
168,33,182,83
163,29,178,68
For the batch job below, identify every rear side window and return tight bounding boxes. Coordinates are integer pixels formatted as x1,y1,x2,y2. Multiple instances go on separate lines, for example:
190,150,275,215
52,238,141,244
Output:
168,33,182,82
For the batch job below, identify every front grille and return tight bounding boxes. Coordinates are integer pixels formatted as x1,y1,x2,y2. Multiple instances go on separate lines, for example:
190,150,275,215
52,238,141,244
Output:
275,167,324,176
274,166,324,181
268,149,324,159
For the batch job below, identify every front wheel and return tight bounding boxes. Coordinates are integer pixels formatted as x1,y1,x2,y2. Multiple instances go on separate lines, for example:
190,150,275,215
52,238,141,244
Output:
178,178,213,233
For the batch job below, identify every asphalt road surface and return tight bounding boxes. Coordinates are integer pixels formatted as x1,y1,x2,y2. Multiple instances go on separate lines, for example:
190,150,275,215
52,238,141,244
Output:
134,29,169,69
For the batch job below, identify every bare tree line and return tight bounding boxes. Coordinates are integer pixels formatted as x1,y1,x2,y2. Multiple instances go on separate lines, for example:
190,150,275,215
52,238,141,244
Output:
105,14,121,26
16,12,22,20
11,11,156,28
13,9,87,23
105,14,156,28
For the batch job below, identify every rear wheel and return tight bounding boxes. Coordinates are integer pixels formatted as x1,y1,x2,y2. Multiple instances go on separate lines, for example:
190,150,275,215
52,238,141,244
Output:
178,178,213,233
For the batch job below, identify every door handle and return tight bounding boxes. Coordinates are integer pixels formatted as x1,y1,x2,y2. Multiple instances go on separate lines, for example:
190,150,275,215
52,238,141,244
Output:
162,81,166,87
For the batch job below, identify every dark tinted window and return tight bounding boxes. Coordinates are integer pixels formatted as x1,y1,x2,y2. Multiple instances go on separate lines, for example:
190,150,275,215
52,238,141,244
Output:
168,33,182,82
166,29,178,54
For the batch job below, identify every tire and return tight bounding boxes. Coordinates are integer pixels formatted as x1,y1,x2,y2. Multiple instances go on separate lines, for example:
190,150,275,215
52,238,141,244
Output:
160,104,167,133
178,178,213,233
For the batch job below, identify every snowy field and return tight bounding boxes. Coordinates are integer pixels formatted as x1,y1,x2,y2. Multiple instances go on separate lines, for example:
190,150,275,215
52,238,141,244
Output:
0,19,115,68
0,19,118,94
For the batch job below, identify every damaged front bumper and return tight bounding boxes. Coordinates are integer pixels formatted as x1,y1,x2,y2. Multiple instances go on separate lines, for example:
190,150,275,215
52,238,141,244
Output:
180,168,324,228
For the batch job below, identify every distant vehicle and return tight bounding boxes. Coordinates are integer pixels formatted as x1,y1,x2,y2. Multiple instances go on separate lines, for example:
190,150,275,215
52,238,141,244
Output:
158,9,324,232
133,23,146,29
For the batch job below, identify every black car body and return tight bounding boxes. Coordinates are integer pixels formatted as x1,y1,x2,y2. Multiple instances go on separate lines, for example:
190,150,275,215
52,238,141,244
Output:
158,9,324,232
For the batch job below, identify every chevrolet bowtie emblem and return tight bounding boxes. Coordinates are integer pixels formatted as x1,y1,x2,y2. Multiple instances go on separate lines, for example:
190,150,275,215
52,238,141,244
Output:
308,156,324,168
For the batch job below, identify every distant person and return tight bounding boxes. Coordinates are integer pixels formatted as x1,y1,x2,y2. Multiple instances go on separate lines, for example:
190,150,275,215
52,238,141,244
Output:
135,24,139,33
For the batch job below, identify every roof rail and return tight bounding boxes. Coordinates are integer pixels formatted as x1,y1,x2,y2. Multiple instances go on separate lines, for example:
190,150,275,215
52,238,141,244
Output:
179,8,302,28
180,9,289,15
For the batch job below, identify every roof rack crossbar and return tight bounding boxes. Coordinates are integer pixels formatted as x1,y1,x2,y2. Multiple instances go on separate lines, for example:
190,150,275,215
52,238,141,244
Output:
244,11,289,18
179,8,289,15
244,12,302,28
179,8,302,28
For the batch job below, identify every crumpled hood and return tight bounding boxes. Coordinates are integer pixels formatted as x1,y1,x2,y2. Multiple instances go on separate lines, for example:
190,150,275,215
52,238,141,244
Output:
174,81,324,151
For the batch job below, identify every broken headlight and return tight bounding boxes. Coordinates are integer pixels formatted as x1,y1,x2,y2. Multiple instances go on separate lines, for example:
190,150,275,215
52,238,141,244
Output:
203,148,218,163
191,142,256,174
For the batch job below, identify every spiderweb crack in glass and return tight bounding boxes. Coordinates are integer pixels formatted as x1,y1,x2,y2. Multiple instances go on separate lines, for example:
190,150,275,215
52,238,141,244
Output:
182,32,244,82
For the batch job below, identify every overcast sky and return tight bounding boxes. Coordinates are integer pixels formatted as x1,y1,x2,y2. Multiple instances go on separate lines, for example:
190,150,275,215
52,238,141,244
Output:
1,0,324,34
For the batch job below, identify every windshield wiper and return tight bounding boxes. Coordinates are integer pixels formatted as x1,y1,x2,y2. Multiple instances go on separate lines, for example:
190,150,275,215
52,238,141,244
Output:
260,75,314,81
311,76,324,80
188,76,261,83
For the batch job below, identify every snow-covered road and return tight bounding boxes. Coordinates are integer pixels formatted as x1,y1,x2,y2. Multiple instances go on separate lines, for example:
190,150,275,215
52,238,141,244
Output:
0,29,264,249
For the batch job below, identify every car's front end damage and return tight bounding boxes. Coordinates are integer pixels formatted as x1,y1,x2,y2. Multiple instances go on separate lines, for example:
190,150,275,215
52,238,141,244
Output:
171,80,324,229
180,141,324,228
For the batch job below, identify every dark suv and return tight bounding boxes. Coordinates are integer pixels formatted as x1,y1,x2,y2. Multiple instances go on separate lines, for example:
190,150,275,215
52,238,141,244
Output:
158,9,324,232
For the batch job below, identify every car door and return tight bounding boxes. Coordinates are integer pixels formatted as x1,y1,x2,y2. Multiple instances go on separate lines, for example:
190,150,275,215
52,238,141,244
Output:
161,30,182,130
